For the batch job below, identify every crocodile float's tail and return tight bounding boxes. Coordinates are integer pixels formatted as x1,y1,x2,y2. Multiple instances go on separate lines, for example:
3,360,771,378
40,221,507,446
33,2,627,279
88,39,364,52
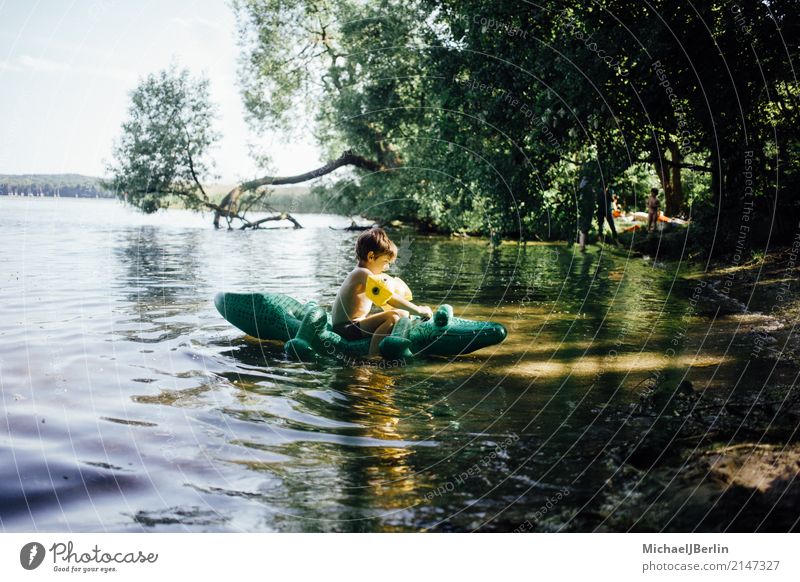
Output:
214,292,304,341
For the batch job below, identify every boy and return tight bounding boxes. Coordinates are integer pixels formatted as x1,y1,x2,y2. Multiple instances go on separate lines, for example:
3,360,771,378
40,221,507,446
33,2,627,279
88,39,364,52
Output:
332,228,433,356
647,188,660,232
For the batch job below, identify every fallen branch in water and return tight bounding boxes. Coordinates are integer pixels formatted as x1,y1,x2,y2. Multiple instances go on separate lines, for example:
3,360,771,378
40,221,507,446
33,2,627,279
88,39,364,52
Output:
242,210,303,230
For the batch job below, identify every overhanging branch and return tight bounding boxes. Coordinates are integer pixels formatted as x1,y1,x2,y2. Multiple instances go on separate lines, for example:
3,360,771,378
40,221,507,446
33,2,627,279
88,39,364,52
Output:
239,150,385,191
214,150,387,229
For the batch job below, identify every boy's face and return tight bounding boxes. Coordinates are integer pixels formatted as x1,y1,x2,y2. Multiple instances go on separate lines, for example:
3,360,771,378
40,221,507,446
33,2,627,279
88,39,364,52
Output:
366,252,395,274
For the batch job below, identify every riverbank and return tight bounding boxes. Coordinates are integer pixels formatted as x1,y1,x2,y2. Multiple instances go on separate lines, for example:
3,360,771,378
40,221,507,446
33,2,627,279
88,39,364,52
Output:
550,245,800,532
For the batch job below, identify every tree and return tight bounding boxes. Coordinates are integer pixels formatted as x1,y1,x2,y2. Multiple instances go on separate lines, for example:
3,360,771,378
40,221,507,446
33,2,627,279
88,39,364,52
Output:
106,66,220,214
109,2,797,245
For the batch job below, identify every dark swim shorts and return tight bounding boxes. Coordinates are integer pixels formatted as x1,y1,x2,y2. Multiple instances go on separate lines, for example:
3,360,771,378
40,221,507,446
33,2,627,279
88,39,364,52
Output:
333,320,366,341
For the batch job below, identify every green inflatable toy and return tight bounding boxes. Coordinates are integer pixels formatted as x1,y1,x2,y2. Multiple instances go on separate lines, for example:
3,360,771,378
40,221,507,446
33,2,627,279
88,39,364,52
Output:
214,292,507,361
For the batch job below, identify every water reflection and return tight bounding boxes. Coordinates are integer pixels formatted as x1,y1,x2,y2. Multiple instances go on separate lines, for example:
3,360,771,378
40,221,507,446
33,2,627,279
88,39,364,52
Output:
115,226,203,304
328,368,420,525
112,226,206,347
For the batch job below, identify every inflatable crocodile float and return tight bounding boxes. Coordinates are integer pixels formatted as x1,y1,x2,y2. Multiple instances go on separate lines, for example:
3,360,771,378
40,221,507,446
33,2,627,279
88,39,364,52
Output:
214,292,507,361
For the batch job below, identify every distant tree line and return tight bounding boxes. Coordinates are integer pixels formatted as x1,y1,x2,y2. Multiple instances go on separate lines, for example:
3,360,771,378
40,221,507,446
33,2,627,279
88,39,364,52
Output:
0,175,113,198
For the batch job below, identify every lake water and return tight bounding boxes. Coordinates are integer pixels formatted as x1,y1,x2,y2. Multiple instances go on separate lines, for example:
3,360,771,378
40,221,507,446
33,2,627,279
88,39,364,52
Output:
1,196,709,532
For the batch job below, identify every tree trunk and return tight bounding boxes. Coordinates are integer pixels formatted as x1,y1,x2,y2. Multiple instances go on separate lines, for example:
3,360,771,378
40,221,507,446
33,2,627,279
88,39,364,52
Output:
652,145,673,212
667,142,683,216
710,155,720,203
652,142,686,217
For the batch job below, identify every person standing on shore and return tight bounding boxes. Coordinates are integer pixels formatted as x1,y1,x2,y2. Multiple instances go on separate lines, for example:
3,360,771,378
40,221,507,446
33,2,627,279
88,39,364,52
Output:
647,188,661,232
597,185,618,243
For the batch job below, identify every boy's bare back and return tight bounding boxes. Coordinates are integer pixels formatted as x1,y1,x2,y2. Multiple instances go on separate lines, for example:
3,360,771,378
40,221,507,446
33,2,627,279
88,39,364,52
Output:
331,267,372,326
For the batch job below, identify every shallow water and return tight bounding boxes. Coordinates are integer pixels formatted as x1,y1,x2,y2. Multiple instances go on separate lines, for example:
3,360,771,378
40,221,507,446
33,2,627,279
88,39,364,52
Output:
1,196,722,531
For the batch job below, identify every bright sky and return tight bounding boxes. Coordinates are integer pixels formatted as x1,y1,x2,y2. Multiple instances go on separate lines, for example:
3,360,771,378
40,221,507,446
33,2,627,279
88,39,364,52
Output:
0,0,321,182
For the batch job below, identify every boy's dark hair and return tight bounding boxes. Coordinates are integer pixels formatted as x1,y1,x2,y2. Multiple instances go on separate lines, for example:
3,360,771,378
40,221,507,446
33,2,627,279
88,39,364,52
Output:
650,188,659,195
356,228,397,262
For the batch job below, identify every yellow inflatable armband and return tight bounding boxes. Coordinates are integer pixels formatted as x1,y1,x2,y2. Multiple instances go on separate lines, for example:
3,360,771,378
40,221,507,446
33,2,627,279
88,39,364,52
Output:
366,274,394,306
365,274,413,309
382,276,414,312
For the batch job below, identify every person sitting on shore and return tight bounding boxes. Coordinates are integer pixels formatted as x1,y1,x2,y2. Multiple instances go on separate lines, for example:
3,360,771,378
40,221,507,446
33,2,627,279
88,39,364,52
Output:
332,228,433,356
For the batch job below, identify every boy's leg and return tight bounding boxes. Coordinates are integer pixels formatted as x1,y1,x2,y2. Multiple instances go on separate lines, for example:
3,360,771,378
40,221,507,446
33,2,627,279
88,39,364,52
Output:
356,311,402,356
368,319,397,357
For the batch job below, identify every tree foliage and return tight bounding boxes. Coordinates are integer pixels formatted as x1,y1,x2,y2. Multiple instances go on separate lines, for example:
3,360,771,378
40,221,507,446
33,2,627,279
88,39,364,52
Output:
107,63,365,229
234,0,799,248
106,66,220,214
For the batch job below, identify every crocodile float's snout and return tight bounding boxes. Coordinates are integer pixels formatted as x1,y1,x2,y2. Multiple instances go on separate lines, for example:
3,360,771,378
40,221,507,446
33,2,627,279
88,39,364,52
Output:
411,305,507,356
435,320,507,355
471,321,507,347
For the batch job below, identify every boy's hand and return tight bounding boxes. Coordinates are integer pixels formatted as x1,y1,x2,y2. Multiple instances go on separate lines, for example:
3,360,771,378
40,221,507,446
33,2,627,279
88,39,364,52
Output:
417,306,433,320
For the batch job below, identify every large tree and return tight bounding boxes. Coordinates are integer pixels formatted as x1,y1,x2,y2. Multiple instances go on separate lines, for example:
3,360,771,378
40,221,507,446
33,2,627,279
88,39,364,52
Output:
106,67,223,214
234,0,798,247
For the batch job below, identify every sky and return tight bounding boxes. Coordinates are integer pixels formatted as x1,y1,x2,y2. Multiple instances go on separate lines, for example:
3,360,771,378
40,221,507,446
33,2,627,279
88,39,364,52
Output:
0,0,321,182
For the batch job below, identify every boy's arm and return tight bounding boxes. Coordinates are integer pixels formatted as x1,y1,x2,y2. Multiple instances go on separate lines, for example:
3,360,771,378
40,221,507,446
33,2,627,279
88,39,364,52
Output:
387,295,432,319
352,268,372,294
363,273,432,319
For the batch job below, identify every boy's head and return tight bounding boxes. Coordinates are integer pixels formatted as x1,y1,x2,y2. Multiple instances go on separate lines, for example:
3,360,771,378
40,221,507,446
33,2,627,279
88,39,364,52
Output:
650,188,659,196
356,228,397,272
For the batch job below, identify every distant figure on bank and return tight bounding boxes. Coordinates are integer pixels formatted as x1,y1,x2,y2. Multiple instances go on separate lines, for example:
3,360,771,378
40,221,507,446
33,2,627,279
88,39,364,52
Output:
596,186,618,243
647,188,661,232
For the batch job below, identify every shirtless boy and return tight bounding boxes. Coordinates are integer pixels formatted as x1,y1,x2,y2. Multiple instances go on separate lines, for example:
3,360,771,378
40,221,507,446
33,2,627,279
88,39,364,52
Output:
332,228,433,356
